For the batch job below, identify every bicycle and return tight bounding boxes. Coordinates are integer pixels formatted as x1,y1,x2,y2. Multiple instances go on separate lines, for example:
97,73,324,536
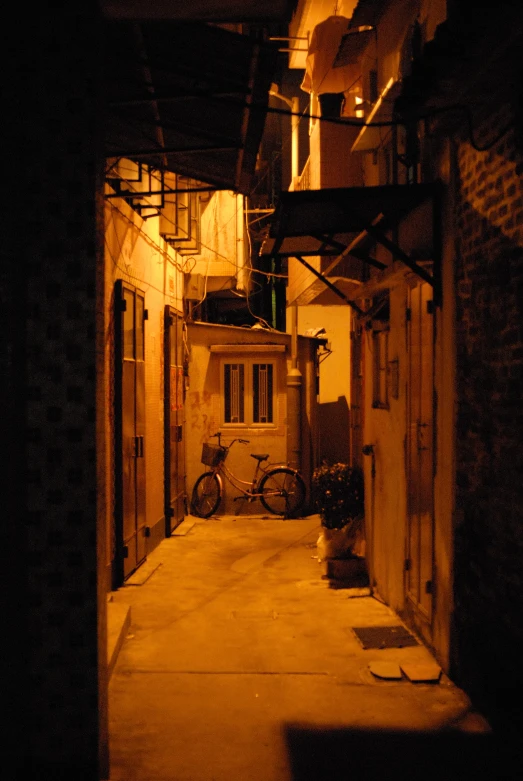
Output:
190,432,307,519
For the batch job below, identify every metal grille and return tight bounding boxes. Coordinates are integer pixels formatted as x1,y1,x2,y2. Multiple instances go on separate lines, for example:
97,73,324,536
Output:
253,363,273,423
352,625,419,649
224,363,244,423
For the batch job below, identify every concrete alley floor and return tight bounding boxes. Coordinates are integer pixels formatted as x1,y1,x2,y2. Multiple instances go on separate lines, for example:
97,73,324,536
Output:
108,515,506,781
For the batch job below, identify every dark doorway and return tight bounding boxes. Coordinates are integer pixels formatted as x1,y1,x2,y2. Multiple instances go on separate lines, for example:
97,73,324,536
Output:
164,306,186,534
114,280,147,585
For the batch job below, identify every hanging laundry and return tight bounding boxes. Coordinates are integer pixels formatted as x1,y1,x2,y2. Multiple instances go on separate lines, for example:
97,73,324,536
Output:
301,15,356,103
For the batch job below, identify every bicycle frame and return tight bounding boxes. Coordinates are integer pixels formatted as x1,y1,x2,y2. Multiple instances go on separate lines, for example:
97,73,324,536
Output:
216,458,276,501
204,433,296,502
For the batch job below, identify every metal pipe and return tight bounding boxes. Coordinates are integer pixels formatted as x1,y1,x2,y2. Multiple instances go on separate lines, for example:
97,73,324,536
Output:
287,302,302,471
291,302,298,371
294,255,365,316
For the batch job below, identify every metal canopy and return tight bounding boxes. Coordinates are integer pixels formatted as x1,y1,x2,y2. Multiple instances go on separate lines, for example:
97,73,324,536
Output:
104,21,277,194
261,183,441,310
268,184,436,238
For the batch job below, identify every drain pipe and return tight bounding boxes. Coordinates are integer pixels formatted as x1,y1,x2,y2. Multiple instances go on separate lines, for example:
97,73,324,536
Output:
287,303,302,470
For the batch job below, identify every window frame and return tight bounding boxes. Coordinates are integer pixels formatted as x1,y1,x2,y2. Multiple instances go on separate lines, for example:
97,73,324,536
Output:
372,322,390,410
220,357,277,429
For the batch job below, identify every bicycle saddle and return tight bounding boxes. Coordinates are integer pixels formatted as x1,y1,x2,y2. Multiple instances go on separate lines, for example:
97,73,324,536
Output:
251,453,269,462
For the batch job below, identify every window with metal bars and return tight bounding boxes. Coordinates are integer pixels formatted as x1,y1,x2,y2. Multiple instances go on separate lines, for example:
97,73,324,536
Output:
224,363,245,423
223,361,274,426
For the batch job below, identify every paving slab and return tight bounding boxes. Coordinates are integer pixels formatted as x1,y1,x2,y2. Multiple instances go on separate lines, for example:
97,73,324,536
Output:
108,515,496,781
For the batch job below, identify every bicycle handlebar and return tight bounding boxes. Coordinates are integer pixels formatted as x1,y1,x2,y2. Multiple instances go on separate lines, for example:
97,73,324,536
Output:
210,432,250,448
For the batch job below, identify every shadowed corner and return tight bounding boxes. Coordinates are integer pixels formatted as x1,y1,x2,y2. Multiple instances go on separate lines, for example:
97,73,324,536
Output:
283,722,517,781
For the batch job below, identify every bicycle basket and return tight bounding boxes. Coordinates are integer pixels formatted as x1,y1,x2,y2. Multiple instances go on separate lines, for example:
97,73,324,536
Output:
201,443,226,467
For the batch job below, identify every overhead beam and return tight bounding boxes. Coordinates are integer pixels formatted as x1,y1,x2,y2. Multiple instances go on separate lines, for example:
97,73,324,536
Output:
316,215,387,279
105,145,239,158
358,219,434,287
293,255,365,316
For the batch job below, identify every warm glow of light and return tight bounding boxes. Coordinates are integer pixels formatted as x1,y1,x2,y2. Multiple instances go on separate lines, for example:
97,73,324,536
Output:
363,77,395,126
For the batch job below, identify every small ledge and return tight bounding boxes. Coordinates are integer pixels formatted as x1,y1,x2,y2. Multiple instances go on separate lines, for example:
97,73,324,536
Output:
209,344,286,353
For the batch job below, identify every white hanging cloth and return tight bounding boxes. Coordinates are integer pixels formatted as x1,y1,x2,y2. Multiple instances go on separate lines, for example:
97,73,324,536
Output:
300,15,354,95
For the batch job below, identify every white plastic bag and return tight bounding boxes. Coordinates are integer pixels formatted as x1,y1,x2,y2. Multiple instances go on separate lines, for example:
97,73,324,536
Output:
317,517,365,561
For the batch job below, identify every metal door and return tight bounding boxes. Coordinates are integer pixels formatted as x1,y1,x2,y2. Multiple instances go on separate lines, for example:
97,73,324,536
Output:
164,307,186,533
114,281,147,583
406,282,434,625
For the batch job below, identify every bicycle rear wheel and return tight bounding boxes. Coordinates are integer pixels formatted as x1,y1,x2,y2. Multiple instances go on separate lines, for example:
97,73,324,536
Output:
259,467,306,518
191,472,221,518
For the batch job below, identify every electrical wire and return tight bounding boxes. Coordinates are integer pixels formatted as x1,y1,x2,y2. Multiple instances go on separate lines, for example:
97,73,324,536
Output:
106,176,274,327
106,181,240,273
105,83,512,327
105,100,306,322
106,165,247,263
109,95,514,167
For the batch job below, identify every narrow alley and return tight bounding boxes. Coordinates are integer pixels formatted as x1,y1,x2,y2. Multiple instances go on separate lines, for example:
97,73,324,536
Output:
108,516,503,781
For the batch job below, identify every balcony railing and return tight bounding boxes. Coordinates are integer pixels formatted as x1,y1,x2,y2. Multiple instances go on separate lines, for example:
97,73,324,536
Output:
295,157,311,191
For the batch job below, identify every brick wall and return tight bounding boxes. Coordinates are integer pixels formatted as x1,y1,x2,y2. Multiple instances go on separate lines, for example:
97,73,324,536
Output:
451,56,523,735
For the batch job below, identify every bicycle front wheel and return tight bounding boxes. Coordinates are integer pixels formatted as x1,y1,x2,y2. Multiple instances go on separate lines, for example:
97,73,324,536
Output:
259,467,306,518
191,472,222,518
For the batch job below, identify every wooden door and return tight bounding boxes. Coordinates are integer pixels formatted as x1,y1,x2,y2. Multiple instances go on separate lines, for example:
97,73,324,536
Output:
164,307,186,533
350,317,364,468
406,282,434,626
114,280,147,584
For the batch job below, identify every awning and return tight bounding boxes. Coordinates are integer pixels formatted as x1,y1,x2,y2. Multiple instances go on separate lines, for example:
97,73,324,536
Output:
104,21,277,194
260,183,441,309
333,26,375,67
351,78,402,152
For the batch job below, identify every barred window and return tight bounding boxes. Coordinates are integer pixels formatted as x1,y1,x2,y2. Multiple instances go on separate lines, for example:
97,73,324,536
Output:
223,360,275,426
224,363,245,423
253,363,273,424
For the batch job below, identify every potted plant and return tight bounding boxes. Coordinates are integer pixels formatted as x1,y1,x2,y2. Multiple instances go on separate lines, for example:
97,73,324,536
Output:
312,462,365,565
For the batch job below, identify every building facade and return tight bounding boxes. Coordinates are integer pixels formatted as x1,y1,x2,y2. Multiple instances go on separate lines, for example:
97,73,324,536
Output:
267,0,523,735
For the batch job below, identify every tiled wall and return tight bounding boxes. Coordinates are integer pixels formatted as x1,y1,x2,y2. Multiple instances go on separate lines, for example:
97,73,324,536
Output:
8,5,109,777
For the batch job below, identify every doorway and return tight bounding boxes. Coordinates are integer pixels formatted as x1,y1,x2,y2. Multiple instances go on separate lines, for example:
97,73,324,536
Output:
114,280,147,585
405,281,435,639
164,306,186,533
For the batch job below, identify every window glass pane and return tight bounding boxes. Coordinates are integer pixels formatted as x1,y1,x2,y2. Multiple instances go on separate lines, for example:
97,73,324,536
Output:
253,363,273,423
224,363,244,423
